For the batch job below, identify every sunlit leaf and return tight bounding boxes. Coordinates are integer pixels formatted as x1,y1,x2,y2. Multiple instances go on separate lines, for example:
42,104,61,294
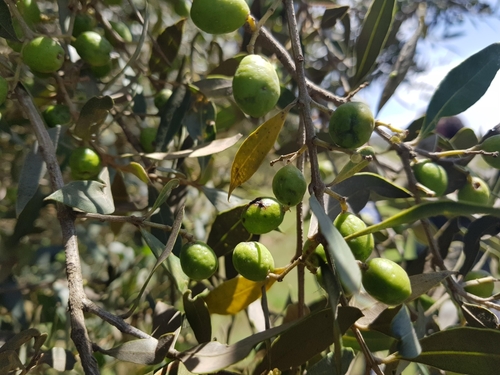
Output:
406,327,500,375
118,161,150,183
406,270,454,302
229,108,290,197
44,181,115,214
353,0,396,85
204,269,284,315
74,96,114,141
310,196,362,295
420,43,500,139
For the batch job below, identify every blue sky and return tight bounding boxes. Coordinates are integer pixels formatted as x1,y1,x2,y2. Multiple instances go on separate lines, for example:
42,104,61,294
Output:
358,11,500,135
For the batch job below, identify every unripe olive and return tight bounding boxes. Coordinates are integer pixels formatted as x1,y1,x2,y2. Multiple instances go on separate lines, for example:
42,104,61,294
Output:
232,241,275,281
179,241,218,281
412,160,448,196
362,258,412,306
457,177,490,205
464,270,495,298
329,102,375,149
22,37,65,74
74,31,112,67
190,0,250,34
69,147,102,180
479,135,500,169
241,197,285,234
0,76,8,106
334,212,374,261
272,164,307,207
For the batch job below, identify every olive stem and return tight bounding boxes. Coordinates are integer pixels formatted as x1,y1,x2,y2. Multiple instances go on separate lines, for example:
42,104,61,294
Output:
324,189,348,212
247,0,281,54
270,144,308,166
375,120,408,136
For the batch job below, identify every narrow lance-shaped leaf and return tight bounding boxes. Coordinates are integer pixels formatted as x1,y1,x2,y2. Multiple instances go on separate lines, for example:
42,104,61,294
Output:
229,107,291,197
345,200,500,241
309,195,362,295
353,0,396,86
0,0,19,41
183,290,212,344
74,96,114,141
145,179,180,219
420,42,500,139
406,270,454,302
149,19,185,73
390,305,421,358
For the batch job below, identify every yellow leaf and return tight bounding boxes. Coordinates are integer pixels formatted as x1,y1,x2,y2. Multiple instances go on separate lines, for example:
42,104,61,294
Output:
118,162,150,183
204,267,285,315
228,110,289,197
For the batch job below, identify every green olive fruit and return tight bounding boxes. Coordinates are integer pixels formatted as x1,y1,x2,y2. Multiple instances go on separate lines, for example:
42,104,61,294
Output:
334,212,374,261
464,270,495,298
272,164,307,207
106,21,133,44
69,147,102,180
190,0,249,34
140,127,157,153
479,135,500,169
417,294,436,311
173,0,191,17
329,102,375,149
241,197,285,234
232,241,275,281
457,177,490,205
412,160,448,196
179,241,218,281
90,61,113,78
22,37,65,74
154,88,173,110
73,13,97,37
74,31,112,67
232,54,280,118
0,76,8,106
362,258,412,306
42,104,71,127
17,0,41,27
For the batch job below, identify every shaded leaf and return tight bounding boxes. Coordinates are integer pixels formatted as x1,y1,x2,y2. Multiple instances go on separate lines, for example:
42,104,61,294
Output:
16,126,60,217
307,349,355,375
44,181,115,214
256,307,363,372
310,195,362,295
152,302,182,339
0,328,42,353
216,103,246,131
459,216,500,276
145,179,180,219
345,200,500,241
149,20,185,73
39,348,77,371
229,109,290,197
353,0,396,85
390,305,421,358
342,329,395,352
407,270,454,302
0,0,19,41
184,99,216,142
192,76,233,98
208,54,246,76
330,149,375,186
204,270,283,315
407,327,500,375
145,134,242,160
207,204,251,257
201,186,243,212
462,303,499,329
141,228,189,293
74,96,114,141
99,334,174,365
420,43,500,139
0,351,23,373
183,290,212,344
321,5,350,29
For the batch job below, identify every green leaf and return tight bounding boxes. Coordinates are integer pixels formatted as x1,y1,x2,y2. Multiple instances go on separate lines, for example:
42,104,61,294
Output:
345,200,500,241
145,179,180,219
307,348,355,375
201,186,243,212
184,99,216,142
118,161,150,183
353,0,396,85
149,19,185,73
330,148,375,186
229,108,290,197
0,0,19,41
0,328,43,353
191,76,233,98
141,228,189,293
255,307,363,372
183,290,212,344
44,181,115,214
309,195,362,295
390,305,421,358
206,204,251,257
74,96,114,141
420,43,500,139
460,216,500,276
407,327,500,375
407,270,454,302
320,5,350,29
461,303,499,329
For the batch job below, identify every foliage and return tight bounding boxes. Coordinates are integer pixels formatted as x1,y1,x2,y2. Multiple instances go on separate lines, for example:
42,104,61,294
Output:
0,0,499,374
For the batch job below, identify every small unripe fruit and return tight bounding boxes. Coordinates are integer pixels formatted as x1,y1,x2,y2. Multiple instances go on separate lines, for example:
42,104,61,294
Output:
179,241,218,281
479,135,500,169
140,127,157,153
69,147,102,180
241,197,285,235
17,0,41,27
0,76,8,106
106,21,133,45
190,0,250,34
74,31,113,67
232,55,280,118
464,270,495,298
43,104,71,127
412,160,448,196
22,37,65,74
457,177,490,205
362,258,412,306
233,241,275,281
329,102,375,149
272,164,307,207
334,212,374,261
154,88,173,110
73,13,97,38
